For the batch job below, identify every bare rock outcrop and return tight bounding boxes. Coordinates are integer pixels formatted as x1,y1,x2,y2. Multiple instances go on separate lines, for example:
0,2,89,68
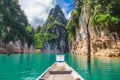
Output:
0,40,35,54
71,34,120,57
71,5,120,57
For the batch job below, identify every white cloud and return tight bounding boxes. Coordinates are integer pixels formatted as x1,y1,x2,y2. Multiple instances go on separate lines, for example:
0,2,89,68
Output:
62,8,71,19
67,11,72,19
19,0,56,28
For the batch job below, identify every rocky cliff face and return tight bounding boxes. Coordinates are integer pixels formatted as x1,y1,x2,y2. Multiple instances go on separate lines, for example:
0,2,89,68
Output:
41,5,69,53
71,5,120,57
0,0,35,54
0,40,35,54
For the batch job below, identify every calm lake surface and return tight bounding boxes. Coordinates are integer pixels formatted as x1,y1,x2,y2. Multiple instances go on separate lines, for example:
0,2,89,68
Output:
0,53,120,80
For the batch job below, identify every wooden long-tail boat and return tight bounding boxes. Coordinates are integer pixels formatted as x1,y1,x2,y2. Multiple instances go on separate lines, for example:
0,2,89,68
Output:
37,55,84,80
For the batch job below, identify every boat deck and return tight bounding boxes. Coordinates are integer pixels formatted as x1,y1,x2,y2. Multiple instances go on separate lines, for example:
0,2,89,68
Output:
46,74,75,80
38,62,81,80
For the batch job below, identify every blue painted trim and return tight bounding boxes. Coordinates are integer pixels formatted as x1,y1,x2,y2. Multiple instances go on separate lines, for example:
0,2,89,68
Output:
56,61,64,62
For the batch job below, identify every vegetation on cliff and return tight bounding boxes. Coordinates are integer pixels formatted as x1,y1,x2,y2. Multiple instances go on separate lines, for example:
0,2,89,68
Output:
0,1,69,53
67,0,120,58
0,0,34,46
91,0,120,37
34,5,69,53
68,0,120,38
67,11,79,39
0,0,35,53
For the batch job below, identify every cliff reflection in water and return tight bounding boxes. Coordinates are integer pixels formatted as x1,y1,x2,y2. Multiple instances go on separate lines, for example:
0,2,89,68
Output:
66,54,120,80
0,54,120,80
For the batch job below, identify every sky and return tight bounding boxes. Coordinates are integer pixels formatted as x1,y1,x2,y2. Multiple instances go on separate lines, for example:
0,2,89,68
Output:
19,0,73,28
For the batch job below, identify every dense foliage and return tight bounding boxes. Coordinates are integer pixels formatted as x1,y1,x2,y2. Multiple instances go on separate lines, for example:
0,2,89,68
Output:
67,11,79,38
34,32,57,49
35,25,41,34
34,20,64,49
90,0,120,35
34,24,58,49
0,0,34,46
68,0,120,62
67,0,120,38
34,5,68,50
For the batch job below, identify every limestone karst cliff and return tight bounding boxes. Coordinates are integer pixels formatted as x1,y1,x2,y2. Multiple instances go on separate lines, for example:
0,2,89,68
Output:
39,5,69,53
0,0,35,54
69,0,120,57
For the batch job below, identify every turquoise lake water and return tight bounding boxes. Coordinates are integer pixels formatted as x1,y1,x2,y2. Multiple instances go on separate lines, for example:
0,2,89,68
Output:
0,53,120,80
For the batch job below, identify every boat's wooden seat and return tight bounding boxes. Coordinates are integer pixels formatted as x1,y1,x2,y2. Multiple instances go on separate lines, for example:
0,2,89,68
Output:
49,70,72,74
40,77,81,80
76,78,81,80
37,62,83,80
39,78,44,80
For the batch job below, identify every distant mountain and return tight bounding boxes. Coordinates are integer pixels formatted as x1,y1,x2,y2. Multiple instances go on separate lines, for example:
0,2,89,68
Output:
40,5,69,53
47,5,67,25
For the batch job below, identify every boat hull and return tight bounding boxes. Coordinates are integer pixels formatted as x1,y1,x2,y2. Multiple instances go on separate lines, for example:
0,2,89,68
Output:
37,62,84,80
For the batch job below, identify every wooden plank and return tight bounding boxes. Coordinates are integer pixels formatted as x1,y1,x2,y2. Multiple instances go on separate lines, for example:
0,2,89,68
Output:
47,74,75,80
37,62,84,80
49,70,72,74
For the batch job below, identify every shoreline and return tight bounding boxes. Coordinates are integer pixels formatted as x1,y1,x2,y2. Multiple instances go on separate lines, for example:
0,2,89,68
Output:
0,52,120,58
72,53,120,58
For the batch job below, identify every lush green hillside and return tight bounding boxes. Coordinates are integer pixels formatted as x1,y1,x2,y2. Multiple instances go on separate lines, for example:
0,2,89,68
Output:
68,0,120,37
0,0,34,47
34,5,69,53
67,0,120,57
0,0,35,53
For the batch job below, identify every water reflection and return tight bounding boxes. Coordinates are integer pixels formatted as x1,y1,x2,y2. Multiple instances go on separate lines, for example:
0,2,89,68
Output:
0,54,120,80
66,54,120,80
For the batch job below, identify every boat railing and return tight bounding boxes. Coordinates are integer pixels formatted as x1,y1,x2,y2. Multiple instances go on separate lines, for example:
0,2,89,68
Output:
36,63,56,80
69,65,85,80
37,55,85,80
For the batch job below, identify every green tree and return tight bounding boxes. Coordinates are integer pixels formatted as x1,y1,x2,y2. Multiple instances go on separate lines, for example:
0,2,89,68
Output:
35,25,41,34
73,0,92,63
91,0,120,38
0,28,2,36
0,0,35,51
67,10,79,40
